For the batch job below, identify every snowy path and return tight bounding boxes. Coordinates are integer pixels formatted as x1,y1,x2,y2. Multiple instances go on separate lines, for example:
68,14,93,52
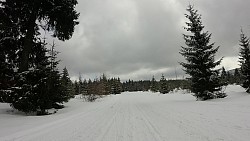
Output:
0,85,250,141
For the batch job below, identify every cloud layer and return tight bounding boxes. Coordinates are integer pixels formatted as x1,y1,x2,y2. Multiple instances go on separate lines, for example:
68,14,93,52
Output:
53,0,250,81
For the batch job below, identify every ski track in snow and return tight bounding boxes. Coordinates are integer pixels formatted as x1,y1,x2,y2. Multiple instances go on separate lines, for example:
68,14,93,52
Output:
0,85,250,141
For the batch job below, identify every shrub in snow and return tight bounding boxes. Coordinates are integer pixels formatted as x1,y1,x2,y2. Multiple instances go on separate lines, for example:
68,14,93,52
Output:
83,94,98,102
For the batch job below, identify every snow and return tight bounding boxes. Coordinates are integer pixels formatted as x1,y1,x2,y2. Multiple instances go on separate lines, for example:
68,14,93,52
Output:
0,85,250,141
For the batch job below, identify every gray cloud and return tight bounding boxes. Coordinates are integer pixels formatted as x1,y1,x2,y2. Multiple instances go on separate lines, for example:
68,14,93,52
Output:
51,0,250,81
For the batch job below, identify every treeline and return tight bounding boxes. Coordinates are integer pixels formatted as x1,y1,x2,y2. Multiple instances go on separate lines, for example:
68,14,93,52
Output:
221,67,243,85
72,74,191,98
73,74,122,101
122,76,190,93
72,67,245,100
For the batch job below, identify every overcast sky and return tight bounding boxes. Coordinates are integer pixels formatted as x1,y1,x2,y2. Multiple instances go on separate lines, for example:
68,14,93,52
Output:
52,0,250,81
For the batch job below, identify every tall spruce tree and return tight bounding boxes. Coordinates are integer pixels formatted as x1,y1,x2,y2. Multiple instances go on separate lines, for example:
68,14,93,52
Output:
0,1,21,102
9,38,54,114
180,4,226,100
3,39,72,115
0,0,79,72
239,29,250,93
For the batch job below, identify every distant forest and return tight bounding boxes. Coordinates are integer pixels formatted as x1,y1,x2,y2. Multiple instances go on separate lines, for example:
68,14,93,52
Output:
72,67,243,97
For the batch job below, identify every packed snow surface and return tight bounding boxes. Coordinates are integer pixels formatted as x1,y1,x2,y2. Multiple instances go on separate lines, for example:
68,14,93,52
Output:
0,85,250,141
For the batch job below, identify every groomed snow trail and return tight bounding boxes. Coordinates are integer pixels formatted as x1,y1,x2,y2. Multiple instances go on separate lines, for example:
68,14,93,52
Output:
0,85,250,141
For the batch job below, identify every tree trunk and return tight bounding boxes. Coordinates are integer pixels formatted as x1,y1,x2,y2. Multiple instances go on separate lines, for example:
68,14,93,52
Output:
19,0,40,72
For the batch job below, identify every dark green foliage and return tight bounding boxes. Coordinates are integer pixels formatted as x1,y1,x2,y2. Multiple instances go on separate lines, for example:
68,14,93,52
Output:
239,30,250,93
82,79,89,95
9,39,54,114
122,79,151,92
122,78,190,93
1,38,72,115
220,67,228,86
180,5,226,100
11,69,52,114
73,80,79,95
159,74,170,94
99,74,110,95
77,74,83,94
150,76,158,92
0,0,79,115
71,74,191,98
61,67,74,98
0,0,79,71
166,79,191,91
72,74,123,101
234,68,243,85
0,1,21,102
109,77,122,94
220,68,244,85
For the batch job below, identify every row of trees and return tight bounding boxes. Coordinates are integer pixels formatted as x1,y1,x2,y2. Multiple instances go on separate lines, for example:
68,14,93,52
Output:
74,74,122,101
150,75,191,94
72,66,246,99
220,67,243,85
122,76,190,93
73,74,190,97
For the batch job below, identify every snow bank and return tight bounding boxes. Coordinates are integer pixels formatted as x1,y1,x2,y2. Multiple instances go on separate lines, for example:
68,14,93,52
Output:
0,85,249,141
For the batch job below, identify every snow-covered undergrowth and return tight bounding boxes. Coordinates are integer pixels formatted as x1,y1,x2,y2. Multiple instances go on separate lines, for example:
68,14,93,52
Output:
0,85,249,141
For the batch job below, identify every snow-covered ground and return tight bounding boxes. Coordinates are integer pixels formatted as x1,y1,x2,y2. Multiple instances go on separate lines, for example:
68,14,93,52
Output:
0,85,250,141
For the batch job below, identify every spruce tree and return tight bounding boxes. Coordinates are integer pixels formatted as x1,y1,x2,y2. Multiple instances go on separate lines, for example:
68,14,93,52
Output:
239,29,250,93
44,41,69,110
159,74,169,94
82,79,88,96
233,68,242,85
78,74,83,94
6,39,71,115
1,0,79,114
73,80,79,95
180,4,226,100
113,78,122,94
220,67,228,86
150,76,158,92
99,74,109,95
0,0,79,72
0,2,21,102
61,67,74,99
9,38,54,114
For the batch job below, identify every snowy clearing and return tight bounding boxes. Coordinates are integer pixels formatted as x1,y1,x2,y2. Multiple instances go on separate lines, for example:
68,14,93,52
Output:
0,85,250,141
